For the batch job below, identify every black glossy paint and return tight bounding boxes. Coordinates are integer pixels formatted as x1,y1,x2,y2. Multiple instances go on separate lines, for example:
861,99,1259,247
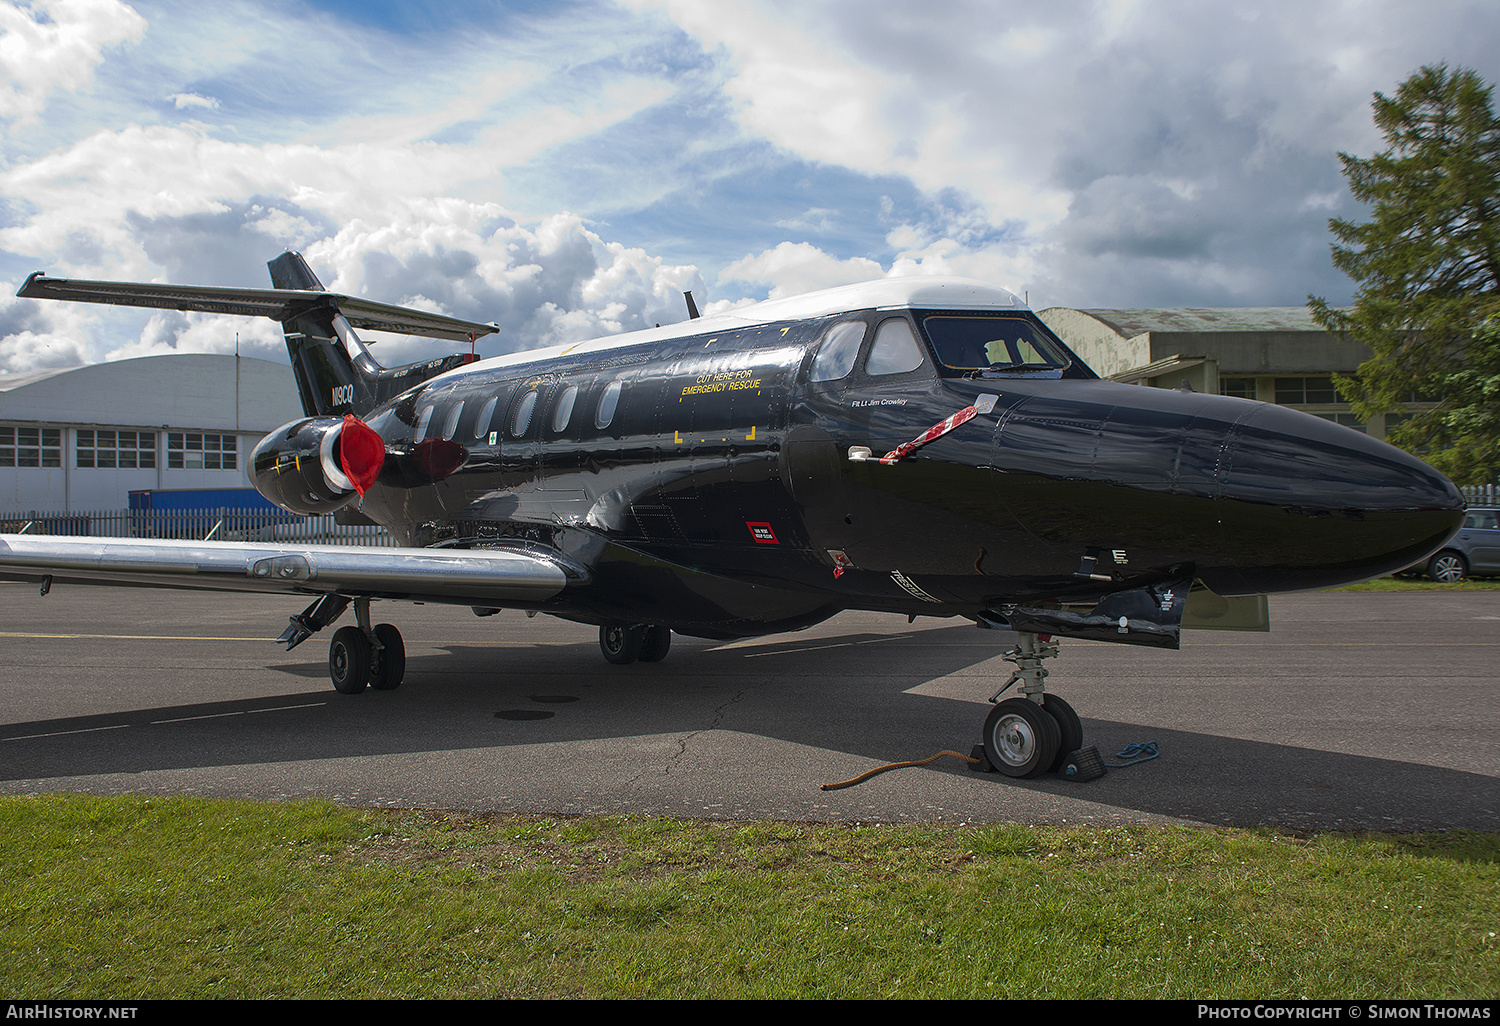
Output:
252,276,1465,643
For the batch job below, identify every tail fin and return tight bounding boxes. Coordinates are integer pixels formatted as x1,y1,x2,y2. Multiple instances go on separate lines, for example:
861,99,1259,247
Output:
268,252,479,419
16,253,497,421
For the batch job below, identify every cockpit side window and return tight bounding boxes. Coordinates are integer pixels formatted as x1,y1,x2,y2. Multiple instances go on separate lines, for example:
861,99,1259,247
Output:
864,317,926,376
809,320,866,382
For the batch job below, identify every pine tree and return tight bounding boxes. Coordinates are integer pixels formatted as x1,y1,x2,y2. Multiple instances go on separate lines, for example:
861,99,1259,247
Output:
1308,64,1500,485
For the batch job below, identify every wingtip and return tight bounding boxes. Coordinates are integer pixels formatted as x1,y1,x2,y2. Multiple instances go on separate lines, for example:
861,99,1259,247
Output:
16,271,48,298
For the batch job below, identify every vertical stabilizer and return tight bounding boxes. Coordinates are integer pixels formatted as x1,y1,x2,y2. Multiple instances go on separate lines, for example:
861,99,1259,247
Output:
268,253,378,418
267,252,482,419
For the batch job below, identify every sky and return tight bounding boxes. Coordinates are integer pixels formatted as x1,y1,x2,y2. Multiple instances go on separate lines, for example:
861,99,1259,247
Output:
2,0,1499,373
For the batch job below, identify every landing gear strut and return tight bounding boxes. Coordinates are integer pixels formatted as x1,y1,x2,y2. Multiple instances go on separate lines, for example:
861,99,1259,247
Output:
324,597,405,694
979,633,1083,778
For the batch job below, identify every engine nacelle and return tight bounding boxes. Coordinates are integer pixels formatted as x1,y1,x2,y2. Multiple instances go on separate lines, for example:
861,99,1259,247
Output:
251,415,385,515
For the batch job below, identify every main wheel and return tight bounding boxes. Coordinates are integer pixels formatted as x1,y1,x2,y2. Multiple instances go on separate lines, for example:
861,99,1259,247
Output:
1040,694,1084,772
983,698,1061,779
600,624,644,664
329,626,371,694
639,625,672,663
368,623,406,691
1427,550,1468,583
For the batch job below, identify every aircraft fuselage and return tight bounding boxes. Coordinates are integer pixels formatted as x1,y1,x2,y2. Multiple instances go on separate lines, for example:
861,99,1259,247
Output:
277,297,1462,640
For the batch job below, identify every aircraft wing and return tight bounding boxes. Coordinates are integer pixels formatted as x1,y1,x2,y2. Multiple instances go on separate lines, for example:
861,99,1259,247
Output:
16,273,498,343
0,534,580,605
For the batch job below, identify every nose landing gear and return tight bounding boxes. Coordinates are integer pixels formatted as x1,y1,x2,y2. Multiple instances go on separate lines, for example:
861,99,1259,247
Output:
978,633,1085,779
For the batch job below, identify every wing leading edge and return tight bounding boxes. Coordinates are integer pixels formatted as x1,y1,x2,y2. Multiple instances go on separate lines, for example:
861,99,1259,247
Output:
0,534,581,605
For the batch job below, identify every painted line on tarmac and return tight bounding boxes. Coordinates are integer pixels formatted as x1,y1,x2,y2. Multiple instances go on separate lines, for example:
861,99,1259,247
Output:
3,702,327,740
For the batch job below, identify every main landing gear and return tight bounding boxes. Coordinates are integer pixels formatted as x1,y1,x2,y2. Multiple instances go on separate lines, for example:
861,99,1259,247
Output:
598,624,672,665
326,598,406,694
277,595,406,695
980,633,1084,779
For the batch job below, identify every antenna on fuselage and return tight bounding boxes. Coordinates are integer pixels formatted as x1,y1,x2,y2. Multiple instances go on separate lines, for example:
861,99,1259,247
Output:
684,290,700,319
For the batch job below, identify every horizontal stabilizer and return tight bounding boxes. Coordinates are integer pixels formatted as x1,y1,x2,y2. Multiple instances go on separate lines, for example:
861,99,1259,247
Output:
0,534,582,605
16,273,498,343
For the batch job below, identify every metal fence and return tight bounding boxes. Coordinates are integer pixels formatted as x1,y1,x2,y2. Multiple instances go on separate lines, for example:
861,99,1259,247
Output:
1462,485,1498,505
0,507,396,547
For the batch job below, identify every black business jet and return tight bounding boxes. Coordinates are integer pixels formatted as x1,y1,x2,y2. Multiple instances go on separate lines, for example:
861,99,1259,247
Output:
0,253,1465,778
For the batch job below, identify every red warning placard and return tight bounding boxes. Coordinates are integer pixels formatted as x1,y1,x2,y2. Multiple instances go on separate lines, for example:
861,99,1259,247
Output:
746,521,778,544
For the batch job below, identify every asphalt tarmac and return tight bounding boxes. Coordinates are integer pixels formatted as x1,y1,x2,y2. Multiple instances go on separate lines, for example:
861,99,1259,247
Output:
2,583,1496,829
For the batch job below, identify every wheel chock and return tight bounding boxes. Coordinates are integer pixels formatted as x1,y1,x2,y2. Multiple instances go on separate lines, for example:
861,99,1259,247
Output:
1059,747,1106,781
969,744,994,773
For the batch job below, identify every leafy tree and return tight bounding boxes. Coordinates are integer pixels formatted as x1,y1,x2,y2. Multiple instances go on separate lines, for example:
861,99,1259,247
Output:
1308,64,1500,484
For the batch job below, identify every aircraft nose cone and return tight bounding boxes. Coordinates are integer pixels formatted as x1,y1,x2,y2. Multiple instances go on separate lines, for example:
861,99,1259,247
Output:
1208,404,1464,592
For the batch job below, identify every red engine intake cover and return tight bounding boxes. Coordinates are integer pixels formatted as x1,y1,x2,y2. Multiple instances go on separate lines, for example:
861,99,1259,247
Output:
338,414,385,496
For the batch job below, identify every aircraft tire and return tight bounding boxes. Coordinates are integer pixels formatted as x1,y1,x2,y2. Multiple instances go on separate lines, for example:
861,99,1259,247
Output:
329,626,371,694
983,698,1060,779
639,626,672,663
1040,694,1084,772
600,624,644,665
368,624,406,691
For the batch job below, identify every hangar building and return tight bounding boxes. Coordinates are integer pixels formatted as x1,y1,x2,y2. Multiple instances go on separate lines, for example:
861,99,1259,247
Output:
0,354,304,515
1036,307,1414,439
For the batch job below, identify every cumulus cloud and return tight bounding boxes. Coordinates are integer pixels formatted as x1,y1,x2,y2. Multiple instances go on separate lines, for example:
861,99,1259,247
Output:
0,0,145,127
5,0,1500,377
631,0,1500,307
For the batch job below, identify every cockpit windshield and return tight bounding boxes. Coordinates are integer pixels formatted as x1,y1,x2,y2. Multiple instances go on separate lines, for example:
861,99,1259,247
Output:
920,314,1072,376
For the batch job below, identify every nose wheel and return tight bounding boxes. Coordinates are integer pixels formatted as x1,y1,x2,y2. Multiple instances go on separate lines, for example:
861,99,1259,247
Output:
983,698,1061,778
978,633,1086,778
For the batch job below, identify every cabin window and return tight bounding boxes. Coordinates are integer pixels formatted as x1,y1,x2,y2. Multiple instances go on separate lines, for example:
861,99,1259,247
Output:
865,318,926,376
474,396,498,440
809,320,865,382
595,380,622,430
441,402,463,440
512,390,538,437
552,385,579,433
415,405,435,439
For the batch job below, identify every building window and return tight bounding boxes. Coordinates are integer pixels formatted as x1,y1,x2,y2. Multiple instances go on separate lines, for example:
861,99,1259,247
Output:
0,426,62,468
77,429,157,469
168,432,237,470
1313,412,1367,433
1275,376,1339,405
1219,376,1257,399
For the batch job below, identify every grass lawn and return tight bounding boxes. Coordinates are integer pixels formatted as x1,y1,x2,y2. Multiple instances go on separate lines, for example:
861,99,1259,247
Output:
2,795,1496,999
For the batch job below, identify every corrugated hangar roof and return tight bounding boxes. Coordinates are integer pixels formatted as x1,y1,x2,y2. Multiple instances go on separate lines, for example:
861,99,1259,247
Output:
0,353,302,430
1074,307,1327,337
